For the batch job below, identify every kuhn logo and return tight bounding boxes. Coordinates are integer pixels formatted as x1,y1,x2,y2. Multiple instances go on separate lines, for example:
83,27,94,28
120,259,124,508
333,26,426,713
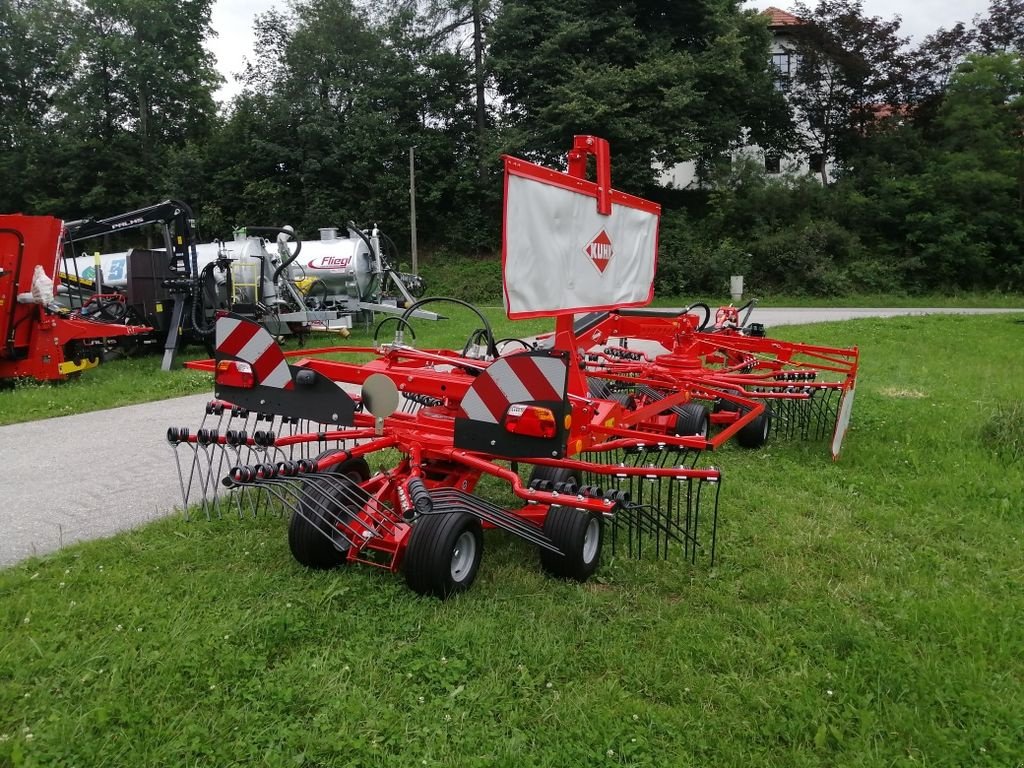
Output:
584,229,613,274
308,255,350,270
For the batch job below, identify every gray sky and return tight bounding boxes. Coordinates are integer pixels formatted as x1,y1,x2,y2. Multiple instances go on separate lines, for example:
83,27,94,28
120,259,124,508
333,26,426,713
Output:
206,0,994,103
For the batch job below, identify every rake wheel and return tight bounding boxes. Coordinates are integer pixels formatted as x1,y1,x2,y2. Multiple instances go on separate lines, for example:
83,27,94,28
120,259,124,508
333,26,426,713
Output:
540,506,603,582
288,457,370,570
675,402,710,438
404,511,484,598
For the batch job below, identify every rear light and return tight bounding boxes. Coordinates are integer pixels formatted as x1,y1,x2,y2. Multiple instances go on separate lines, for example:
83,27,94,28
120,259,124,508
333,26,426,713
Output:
504,404,557,439
216,359,255,388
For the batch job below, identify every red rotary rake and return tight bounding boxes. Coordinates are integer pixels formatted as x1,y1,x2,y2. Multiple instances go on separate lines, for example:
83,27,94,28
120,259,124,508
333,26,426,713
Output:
563,300,859,459
169,136,857,598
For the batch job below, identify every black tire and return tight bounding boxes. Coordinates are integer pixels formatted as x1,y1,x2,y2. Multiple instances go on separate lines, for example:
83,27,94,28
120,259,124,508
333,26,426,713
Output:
713,388,743,413
611,392,636,410
96,296,128,323
528,465,581,491
675,402,710,438
403,512,484,598
540,506,603,581
737,409,771,449
288,457,370,570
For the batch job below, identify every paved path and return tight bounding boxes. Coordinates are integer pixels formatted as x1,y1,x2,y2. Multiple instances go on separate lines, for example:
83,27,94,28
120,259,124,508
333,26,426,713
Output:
1,307,1020,567
744,307,1020,326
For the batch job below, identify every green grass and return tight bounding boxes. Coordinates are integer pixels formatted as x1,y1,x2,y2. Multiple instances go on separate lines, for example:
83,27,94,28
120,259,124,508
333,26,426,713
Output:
2,313,1023,766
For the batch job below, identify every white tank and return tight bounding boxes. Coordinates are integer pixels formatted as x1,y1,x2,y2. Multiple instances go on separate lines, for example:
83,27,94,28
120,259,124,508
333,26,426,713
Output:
60,243,225,290
286,229,377,300
61,228,380,302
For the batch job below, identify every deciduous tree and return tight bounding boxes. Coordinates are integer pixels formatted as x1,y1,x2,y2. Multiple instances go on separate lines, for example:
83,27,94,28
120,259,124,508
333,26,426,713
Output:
488,0,786,191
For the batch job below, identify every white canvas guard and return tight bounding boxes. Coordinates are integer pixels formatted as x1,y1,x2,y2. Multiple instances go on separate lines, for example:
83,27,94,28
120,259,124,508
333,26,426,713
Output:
502,161,659,318
830,384,856,460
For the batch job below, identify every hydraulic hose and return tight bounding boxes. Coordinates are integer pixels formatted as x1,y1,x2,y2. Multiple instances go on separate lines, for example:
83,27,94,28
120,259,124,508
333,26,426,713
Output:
241,226,303,284
398,297,498,358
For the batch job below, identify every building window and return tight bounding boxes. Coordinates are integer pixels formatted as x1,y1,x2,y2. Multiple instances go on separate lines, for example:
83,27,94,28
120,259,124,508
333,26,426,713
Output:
808,153,824,174
770,52,791,90
765,154,781,174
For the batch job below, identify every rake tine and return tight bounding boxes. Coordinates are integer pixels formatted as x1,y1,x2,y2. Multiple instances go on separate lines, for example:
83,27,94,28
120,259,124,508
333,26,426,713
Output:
209,439,235,518
313,473,399,536
169,439,194,519
196,443,222,519
250,476,361,549
430,488,560,551
189,442,220,519
180,431,208,512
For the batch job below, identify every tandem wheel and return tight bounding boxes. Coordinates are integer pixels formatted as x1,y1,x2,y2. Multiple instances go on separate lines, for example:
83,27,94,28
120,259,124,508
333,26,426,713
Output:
675,402,710,438
540,505,604,582
288,456,370,570
404,512,484,598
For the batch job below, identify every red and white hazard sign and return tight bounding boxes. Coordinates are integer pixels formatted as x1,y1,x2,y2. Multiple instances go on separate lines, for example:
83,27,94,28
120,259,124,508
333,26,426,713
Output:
215,315,293,389
458,354,567,424
501,151,660,319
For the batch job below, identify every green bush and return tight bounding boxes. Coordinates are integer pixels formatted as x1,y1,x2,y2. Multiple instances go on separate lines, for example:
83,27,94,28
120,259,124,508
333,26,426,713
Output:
417,252,503,304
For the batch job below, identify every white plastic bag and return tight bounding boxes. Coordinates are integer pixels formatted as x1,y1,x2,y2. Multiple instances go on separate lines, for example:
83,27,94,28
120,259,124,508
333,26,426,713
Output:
31,265,54,305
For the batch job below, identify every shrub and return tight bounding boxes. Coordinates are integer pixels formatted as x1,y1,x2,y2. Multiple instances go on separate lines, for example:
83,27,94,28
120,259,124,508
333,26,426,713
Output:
417,252,503,304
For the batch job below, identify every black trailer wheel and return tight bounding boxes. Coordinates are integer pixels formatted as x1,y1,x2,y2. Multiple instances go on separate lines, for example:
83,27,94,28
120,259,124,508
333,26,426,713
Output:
289,457,370,570
611,391,636,410
737,409,772,449
528,465,581,491
713,388,743,413
675,402,710,438
587,377,614,399
404,512,484,598
540,506,603,581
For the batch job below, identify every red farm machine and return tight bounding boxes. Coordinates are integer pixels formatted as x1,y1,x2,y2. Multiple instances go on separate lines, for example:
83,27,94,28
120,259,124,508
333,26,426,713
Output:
170,136,858,598
0,214,150,382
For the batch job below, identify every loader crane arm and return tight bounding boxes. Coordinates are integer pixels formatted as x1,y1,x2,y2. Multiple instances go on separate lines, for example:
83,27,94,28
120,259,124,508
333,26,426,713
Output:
63,199,199,277
62,199,214,370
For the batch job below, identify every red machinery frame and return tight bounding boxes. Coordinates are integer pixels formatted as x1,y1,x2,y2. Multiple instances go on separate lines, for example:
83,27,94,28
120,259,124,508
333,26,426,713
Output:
1,214,150,381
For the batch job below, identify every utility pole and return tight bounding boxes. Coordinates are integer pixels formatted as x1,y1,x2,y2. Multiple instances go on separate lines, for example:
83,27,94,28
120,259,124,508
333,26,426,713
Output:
409,146,418,275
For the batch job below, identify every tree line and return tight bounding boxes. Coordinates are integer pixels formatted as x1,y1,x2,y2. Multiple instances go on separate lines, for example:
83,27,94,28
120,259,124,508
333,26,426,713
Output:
1,0,1021,295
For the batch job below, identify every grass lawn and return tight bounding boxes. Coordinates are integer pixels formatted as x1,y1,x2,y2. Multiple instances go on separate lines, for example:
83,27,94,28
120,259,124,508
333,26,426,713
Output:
1,313,1022,766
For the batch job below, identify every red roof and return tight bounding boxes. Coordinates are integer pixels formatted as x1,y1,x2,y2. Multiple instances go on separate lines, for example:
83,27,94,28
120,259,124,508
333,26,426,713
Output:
764,7,804,28
862,103,911,120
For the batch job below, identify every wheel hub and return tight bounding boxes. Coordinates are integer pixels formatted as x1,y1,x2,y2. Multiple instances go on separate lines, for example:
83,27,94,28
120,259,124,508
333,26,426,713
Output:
450,530,477,581
582,517,600,563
